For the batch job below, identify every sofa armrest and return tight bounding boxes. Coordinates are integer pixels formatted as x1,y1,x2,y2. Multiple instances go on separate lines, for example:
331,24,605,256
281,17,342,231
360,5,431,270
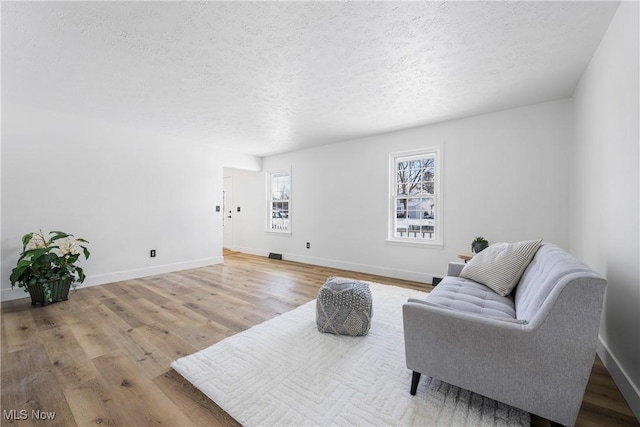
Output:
402,301,543,412
447,262,465,277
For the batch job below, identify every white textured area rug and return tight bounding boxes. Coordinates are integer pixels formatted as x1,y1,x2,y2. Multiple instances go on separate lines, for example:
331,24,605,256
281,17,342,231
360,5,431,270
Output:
171,282,530,427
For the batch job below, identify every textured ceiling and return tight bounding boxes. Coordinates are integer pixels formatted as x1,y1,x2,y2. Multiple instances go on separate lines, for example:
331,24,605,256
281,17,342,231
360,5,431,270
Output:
2,1,620,157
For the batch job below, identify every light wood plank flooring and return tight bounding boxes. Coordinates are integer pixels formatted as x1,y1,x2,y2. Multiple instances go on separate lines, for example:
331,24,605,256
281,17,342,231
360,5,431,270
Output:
1,251,637,426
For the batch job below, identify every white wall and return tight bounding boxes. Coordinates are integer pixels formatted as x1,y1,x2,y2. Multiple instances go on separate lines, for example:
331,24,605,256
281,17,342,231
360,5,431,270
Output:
1,104,225,300
227,99,573,283
572,1,640,417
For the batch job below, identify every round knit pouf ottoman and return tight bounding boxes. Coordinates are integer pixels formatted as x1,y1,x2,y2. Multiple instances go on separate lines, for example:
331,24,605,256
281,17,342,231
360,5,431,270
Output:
316,276,372,336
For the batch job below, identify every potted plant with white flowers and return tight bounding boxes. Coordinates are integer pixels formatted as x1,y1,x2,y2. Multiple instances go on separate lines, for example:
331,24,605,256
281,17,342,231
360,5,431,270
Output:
10,230,90,306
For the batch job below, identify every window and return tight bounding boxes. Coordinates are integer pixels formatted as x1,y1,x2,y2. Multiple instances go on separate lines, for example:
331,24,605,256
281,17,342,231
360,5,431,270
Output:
267,170,291,233
389,148,442,245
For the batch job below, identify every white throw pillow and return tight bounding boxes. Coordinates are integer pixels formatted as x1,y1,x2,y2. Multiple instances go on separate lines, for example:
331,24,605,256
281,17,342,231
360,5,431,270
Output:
460,239,543,296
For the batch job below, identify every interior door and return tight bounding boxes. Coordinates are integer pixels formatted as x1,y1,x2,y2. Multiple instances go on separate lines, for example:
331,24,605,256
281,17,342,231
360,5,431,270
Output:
223,176,233,250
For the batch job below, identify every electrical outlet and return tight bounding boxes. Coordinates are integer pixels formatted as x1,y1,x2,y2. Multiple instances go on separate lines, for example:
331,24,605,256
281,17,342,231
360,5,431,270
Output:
150,249,156,258
306,242,310,249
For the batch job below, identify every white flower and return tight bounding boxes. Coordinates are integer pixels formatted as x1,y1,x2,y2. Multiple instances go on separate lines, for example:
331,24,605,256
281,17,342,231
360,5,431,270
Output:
58,238,80,256
25,234,46,250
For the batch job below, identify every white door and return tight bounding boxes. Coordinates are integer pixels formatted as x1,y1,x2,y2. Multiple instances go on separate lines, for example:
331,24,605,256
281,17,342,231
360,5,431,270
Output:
223,176,233,249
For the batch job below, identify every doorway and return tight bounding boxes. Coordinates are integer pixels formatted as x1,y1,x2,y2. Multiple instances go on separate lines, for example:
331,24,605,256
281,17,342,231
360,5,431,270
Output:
223,176,233,250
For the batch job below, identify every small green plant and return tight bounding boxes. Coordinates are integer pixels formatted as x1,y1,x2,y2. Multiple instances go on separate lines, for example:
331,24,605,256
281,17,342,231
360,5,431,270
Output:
10,230,90,302
471,236,489,253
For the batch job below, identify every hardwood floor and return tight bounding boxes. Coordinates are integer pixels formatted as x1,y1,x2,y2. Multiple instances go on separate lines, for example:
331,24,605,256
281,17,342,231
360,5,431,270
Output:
1,251,637,427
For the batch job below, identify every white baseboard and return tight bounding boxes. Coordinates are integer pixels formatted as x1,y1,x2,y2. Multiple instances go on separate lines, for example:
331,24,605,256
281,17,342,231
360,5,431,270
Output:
1,256,223,302
1,287,31,302
232,246,434,285
597,336,640,421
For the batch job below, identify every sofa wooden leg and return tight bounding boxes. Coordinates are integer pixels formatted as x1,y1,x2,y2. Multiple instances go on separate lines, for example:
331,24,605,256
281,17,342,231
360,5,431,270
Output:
410,371,421,395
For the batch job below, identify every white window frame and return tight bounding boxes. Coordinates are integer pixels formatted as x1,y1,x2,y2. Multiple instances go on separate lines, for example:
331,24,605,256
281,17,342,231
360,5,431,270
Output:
266,169,291,235
387,147,443,247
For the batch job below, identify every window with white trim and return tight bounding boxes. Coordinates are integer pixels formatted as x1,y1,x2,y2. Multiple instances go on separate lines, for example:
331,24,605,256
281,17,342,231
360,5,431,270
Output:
389,148,442,244
267,170,290,233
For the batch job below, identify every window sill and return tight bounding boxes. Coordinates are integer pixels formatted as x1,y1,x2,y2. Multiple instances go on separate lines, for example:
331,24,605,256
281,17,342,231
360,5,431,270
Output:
385,239,444,249
264,230,292,236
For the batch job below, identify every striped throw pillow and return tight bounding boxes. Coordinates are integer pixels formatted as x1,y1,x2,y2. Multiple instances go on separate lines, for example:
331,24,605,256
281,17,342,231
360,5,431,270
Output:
460,239,543,296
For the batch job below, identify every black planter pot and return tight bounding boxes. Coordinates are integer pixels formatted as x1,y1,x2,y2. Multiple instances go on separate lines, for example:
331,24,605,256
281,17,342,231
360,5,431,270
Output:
472,242,488,254
26,277,72,306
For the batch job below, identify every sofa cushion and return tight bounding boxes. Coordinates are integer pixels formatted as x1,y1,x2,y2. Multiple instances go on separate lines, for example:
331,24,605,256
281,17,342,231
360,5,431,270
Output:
418,277,525,323
460,239,543,296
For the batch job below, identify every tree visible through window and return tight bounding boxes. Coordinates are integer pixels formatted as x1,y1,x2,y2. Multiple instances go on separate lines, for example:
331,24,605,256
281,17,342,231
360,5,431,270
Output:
268,171,290,232
391,149,440,242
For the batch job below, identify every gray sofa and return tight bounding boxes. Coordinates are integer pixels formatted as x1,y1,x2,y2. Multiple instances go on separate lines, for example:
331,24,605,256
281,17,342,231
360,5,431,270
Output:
402,243,607,426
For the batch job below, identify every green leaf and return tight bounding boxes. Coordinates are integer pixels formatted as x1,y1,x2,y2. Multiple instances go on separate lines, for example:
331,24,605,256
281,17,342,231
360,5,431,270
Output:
50,231,70,238
76,267,86,284
10,260,32,284
21,233,34,247
10,267,26,285
15,259,33,269
82,247,91,259
23,247,51,262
